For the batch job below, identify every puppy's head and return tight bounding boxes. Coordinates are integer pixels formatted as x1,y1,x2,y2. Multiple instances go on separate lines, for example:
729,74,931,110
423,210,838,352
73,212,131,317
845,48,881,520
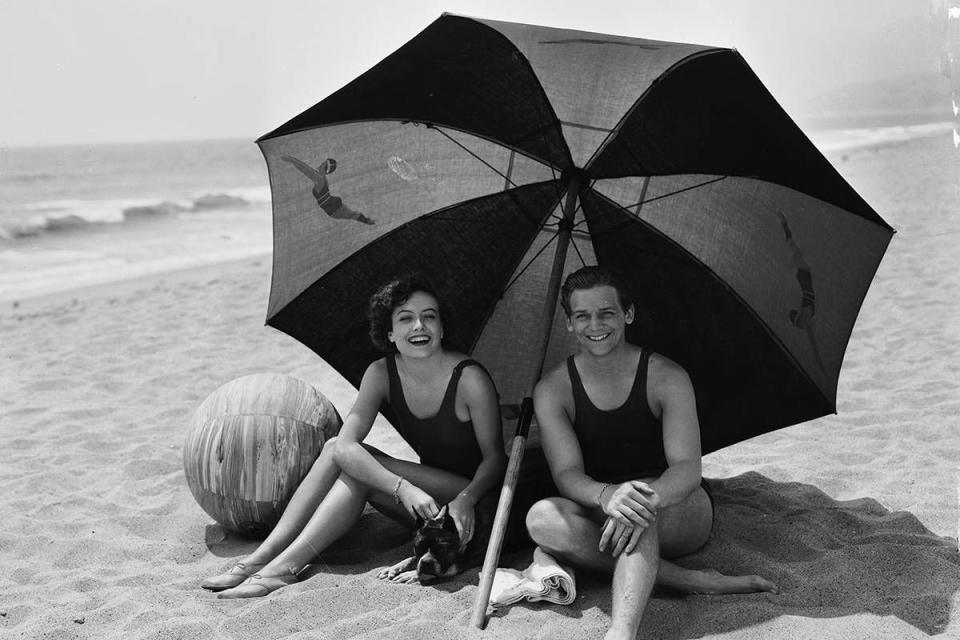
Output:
412,506,461,583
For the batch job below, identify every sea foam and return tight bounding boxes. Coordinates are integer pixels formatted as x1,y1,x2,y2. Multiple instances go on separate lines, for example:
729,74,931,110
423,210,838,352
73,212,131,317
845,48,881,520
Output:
0,191,265,241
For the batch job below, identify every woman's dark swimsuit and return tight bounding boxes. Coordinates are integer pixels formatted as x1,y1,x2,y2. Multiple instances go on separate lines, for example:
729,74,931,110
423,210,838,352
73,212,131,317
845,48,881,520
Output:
384,356,486,479
383,356,504,539
567,350,714,512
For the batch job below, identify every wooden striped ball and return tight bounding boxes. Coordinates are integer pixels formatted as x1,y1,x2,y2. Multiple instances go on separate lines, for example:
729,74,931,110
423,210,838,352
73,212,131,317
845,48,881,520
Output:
183,373,342,537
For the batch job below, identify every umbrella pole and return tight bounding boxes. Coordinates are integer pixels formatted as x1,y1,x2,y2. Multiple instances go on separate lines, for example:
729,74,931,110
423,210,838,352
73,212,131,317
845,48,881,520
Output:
470,172,581,628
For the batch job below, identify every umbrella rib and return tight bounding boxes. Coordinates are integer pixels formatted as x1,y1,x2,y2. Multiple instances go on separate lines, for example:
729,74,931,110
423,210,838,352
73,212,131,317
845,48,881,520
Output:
544,222,591,241
622,176,728,211
569,234,588,267
559,120,614,134
428,124,520,189
502,230,560,295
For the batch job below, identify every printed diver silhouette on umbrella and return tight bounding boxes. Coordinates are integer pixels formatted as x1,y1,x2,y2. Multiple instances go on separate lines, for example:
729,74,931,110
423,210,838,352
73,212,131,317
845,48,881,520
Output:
256,14,893,629
776,210,827,373
281,155,375,225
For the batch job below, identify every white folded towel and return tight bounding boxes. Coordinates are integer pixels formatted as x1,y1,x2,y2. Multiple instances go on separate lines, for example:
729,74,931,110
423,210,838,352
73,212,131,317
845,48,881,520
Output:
488,546,576,611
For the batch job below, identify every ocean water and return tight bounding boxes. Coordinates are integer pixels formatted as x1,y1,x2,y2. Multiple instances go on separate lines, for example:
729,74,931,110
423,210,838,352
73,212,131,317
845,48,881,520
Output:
0,123,953,303
0,139,272,301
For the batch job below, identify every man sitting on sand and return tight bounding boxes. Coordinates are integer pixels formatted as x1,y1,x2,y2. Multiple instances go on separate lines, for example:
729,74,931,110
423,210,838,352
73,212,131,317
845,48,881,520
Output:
526,266,777,640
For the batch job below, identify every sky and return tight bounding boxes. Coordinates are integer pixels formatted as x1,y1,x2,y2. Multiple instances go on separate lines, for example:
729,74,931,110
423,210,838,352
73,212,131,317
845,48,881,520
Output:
0,0,946,147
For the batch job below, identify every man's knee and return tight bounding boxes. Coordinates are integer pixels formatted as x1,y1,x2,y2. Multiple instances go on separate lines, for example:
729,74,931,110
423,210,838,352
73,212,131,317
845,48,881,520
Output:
525,498,569,540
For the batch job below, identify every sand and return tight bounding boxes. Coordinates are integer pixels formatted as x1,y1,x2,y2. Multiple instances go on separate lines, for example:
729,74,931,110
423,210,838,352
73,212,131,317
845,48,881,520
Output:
2,135,958,639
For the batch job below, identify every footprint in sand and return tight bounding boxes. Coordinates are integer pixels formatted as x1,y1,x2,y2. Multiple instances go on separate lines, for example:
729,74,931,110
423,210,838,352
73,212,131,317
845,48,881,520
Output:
55,407,117,421
24,378,73,392
3,406,50,417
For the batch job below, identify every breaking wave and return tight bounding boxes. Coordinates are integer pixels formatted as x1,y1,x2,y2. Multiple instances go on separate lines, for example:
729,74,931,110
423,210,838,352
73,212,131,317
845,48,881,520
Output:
0,191,266,241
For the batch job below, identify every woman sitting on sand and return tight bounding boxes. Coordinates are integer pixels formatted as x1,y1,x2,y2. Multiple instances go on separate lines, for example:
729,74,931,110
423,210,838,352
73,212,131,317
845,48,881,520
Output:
203,273,506,598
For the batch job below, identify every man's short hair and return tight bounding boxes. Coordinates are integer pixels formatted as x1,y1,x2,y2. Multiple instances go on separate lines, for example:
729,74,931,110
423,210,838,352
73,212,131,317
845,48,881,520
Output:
560,265,634,317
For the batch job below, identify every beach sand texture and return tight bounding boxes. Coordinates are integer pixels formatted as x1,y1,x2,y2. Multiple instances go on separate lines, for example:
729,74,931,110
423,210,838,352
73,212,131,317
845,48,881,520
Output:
1,134,958,639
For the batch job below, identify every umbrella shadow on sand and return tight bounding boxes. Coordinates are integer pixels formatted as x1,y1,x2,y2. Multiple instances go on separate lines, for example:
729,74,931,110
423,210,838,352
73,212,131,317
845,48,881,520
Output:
592,471,959,637
204,472,958,634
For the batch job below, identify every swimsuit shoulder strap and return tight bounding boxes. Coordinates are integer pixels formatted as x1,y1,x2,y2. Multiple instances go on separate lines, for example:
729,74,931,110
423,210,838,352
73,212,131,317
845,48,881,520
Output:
384,355,412,418
439,358,481,411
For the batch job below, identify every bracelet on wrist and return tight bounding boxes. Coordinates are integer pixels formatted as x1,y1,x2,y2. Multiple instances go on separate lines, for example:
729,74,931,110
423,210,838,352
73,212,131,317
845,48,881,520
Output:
597,483,612,508
393,475,405,504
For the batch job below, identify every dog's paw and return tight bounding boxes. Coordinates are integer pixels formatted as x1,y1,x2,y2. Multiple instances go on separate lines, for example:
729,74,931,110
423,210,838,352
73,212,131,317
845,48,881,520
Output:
377,557,416,581
389,569,419,584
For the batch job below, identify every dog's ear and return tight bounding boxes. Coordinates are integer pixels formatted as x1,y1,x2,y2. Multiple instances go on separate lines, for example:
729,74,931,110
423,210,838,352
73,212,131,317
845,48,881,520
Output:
414,514,425,529
422,505,448,530
442,509,458,534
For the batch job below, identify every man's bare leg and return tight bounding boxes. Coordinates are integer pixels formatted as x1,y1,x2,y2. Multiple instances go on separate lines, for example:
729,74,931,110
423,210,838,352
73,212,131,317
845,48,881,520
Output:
526,487,777,637
527,489,777,590
608,523,659,640
655,486,777,594
526,496,658,638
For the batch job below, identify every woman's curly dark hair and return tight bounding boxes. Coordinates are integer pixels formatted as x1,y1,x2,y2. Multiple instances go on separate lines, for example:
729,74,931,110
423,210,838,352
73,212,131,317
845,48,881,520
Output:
368,273,446,352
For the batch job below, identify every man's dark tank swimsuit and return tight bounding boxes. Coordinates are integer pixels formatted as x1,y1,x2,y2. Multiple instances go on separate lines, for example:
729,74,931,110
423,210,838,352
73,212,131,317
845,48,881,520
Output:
566,349,713,510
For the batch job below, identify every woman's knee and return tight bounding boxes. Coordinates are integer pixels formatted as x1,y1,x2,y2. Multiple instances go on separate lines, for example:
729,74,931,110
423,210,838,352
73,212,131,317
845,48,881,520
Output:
320,436,338,455
302,437,339,478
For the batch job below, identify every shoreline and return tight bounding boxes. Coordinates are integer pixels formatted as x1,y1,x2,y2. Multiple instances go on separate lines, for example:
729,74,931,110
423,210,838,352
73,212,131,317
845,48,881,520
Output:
2,252,273,315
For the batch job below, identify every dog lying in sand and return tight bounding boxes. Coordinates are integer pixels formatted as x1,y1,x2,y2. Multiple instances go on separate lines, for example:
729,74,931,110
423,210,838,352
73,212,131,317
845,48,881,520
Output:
378,506,490,584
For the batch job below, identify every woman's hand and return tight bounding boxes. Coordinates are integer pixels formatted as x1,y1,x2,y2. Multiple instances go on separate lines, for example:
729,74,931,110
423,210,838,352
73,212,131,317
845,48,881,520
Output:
397,480,440,521
447,493,477,551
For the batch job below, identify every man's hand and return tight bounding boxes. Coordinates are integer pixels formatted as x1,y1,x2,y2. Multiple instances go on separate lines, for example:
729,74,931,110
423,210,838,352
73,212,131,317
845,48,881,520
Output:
599,481,661,556
599,517,648,557
600,481,659,526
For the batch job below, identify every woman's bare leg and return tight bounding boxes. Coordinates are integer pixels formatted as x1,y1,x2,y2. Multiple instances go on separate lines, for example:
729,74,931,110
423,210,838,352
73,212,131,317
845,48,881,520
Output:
253,471,373,576
238,437,345,566
253,453,470,575
216,452,471,597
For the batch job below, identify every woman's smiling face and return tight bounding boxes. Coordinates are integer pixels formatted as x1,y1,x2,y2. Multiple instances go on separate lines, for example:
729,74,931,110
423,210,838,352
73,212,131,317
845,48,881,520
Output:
388,291,443,356
566,285,634,356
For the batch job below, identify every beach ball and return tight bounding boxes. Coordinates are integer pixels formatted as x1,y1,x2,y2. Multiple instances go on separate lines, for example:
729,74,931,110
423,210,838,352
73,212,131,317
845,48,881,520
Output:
183,373,342,537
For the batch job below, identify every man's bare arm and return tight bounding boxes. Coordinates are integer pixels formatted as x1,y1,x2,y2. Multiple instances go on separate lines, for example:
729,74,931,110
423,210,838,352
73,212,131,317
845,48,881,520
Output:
647,355,703,509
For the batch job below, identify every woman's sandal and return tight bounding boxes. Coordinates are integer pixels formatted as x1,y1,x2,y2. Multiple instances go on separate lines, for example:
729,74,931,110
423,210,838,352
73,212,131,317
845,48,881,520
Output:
201,561,266,591
216,570,300,599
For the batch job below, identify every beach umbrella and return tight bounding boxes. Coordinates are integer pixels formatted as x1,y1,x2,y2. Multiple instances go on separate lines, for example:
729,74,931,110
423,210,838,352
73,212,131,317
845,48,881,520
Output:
255,14,893,627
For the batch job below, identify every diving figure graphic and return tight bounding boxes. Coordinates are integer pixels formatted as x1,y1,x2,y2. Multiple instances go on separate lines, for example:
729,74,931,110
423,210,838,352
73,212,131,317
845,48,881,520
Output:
777,211,826,373
281,155,375,225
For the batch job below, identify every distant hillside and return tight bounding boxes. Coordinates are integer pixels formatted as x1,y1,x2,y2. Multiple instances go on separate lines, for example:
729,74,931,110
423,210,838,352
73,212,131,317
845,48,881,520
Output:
796,72,954,128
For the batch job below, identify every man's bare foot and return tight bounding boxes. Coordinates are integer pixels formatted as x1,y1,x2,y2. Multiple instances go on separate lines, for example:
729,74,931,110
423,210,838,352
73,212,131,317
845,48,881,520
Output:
683,568,779,595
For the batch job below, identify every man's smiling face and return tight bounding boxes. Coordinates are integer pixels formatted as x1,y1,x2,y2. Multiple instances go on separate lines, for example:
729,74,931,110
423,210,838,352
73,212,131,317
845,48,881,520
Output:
566,285,634,357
